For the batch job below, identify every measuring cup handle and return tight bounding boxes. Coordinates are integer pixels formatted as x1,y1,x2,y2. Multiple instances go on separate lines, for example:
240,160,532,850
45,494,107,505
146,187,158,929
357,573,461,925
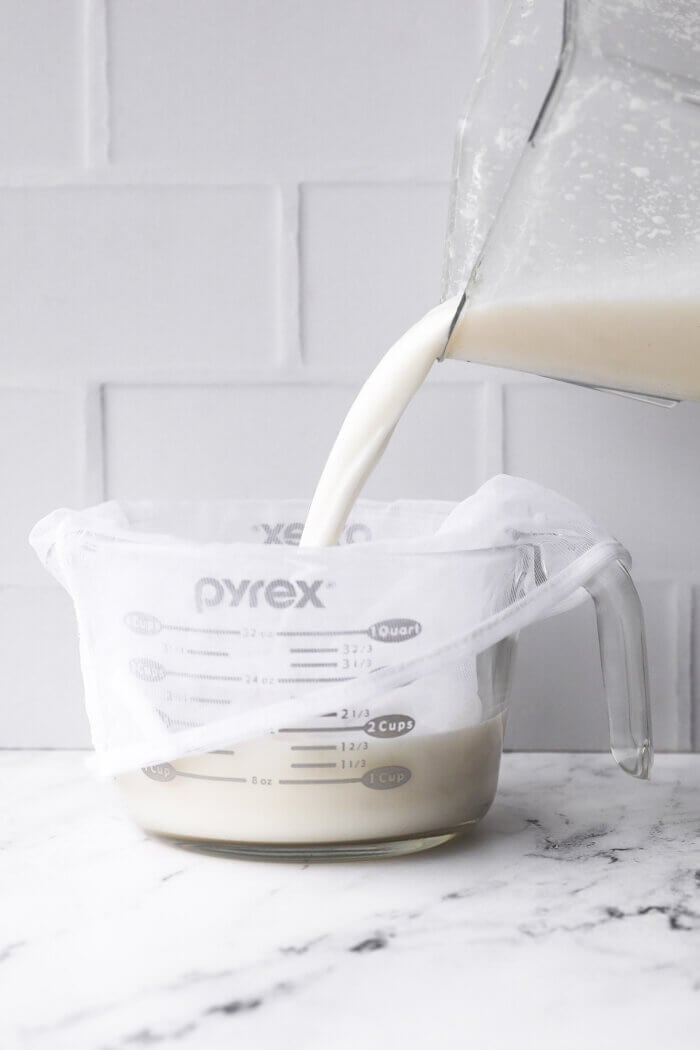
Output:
584,559,653,779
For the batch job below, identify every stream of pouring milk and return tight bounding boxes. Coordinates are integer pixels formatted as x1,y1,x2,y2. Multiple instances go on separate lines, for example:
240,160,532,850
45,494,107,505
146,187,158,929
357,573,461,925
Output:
300,296,460,546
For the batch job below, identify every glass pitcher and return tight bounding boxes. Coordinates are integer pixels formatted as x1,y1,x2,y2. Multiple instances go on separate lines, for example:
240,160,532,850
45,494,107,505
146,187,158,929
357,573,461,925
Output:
442,0,700,403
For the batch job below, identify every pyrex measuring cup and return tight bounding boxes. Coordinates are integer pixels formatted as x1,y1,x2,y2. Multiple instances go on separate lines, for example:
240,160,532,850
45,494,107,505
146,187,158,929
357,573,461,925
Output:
30,476,652,859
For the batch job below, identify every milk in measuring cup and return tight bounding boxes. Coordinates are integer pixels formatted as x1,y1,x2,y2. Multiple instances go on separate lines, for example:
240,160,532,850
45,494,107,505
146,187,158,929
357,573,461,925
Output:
118,715,504,849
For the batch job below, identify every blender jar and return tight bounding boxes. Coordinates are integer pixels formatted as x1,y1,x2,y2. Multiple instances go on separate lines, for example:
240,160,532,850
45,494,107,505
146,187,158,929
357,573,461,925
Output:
442,0,700,401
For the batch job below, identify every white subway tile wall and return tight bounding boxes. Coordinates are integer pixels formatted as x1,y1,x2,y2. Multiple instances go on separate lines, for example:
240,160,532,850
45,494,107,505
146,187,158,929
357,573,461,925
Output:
0,389,85,586
106,0,482,177
504,384,700,578
0,1,81,167
300,183,451,374
105,383,484,503
0,1,695,754
0,186,279,381
507,581,687,753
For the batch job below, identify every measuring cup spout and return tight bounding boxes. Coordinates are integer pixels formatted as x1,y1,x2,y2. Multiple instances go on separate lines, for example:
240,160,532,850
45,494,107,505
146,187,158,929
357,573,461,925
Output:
584,560,653,779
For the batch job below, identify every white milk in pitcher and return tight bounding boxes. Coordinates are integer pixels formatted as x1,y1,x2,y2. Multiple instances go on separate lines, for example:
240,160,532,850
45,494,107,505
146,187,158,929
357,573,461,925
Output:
449,296,700,402
301,291,700,546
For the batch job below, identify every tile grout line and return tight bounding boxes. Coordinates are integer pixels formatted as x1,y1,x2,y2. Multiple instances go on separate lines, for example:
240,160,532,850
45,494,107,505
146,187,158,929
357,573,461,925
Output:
0,368,495,388
671,582,692,750
688,586,697,751
480,381,505,481
0,171,453,189
278,183,303,368
81,386,106,504
81,0,110,168
481,0,496,52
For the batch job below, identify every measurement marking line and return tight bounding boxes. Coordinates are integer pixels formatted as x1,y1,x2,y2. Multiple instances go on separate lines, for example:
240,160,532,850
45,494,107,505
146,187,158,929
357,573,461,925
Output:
157,715,203,731
170,672,243,682
290,745,338,751
164,624,242,635
291,762,338,769
278,725,362,733
289,648,339,654
211,749,235,755
186,649,229,658
277,677,354,684
191,697,233,705
321,712,338,718
277,630,368,637
290,662,338,669
176,771,247,783
279,777,362,785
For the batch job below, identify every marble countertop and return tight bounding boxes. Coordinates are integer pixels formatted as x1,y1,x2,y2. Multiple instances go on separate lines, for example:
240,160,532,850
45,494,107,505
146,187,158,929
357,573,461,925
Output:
2,752,699,1050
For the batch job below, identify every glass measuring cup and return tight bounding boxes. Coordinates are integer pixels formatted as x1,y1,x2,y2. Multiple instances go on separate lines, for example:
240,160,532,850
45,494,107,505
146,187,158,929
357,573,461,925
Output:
442,0,700,402
30,482,652,860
